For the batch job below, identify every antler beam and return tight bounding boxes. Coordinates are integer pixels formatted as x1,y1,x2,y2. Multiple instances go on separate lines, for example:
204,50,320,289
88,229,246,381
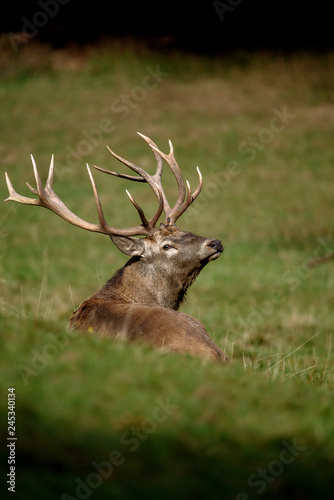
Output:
4,154,161,237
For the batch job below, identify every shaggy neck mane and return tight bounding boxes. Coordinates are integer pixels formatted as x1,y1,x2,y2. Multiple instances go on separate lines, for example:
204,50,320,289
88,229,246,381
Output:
95,256,203,310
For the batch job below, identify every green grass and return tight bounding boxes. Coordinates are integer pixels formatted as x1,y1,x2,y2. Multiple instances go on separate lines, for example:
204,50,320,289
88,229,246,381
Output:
1,39,334,499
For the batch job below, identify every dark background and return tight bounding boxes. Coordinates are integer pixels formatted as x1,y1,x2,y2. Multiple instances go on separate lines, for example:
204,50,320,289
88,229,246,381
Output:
2,0,334,53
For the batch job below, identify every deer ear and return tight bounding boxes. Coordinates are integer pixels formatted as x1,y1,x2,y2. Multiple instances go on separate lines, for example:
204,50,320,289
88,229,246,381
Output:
109,235,145,257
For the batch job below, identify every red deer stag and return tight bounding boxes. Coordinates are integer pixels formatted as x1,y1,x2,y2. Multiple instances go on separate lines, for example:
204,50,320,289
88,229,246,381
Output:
5,133,228,361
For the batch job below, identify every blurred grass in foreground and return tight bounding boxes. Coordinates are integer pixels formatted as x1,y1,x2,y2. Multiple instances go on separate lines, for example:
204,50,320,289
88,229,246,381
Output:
0,38,334,499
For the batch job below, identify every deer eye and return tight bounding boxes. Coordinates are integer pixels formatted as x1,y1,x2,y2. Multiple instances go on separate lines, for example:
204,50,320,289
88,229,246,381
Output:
162,243,178,252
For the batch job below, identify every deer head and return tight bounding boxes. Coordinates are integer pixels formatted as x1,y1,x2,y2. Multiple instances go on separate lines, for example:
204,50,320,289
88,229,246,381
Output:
5,133,223,312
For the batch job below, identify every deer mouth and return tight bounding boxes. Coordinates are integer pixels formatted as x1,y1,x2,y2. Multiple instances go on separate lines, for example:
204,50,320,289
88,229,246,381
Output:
207,250,223,261
206,239,224,261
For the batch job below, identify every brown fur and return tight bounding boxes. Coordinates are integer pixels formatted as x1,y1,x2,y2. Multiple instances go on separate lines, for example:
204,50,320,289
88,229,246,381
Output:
70,225,229,361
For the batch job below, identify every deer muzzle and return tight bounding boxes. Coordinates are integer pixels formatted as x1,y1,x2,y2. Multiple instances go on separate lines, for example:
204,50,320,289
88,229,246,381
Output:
206,239,224,261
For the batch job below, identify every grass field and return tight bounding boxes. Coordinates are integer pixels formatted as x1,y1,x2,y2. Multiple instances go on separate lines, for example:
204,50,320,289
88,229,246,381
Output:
1,38,334,499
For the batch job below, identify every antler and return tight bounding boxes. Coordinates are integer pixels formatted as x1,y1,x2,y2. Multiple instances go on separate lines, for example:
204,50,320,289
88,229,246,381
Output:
4,154,163,237
4,134,202,237
94,132,203,226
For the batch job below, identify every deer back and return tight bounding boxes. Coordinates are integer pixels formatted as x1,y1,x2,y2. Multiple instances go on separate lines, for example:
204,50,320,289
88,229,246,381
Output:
70,300,228,361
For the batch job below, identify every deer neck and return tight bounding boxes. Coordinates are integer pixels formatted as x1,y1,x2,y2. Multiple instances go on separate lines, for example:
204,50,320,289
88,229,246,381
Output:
96,257,191,310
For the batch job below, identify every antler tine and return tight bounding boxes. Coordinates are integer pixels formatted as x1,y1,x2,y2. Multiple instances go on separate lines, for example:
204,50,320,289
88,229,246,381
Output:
168,167,203,223
136,132,163,180
94,165,145,183
46,154,55,192
149,139,194,224
136,132,171,215
5,155,47,205
94,146,146,182
26,154,56,197
5,171,39,205
147,185,164,227
125,189,148,227
193,166,203,200
86,164,110,233
151,139,187,219
126,186,164,229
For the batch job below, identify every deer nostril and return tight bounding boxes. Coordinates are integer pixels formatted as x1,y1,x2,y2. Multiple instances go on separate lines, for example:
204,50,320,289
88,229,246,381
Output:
207,239,223,252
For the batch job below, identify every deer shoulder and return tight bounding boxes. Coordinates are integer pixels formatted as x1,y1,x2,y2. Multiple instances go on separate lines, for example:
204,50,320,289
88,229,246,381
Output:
5,133,228,362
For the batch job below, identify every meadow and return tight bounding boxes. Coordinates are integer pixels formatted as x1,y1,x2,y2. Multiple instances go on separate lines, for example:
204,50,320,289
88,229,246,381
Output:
0,38,334,499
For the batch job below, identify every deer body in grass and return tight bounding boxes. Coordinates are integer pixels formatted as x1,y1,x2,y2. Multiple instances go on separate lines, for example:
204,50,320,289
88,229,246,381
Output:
5,133,228,362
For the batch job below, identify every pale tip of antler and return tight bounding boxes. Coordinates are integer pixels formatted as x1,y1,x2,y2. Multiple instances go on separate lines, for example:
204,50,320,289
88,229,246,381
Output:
86,163,107,228
196,166,203,181
106,145,123,162
30,153,36,169
86,163,93,178
4,172,13,201
30,154,44,194
106,145,118,158
106,145,126,161
137,132,157,151
4,171,11,187
168,139,174,152
46,154,55,190
125,189,134,203
26,182,38,195
86,163,96,188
